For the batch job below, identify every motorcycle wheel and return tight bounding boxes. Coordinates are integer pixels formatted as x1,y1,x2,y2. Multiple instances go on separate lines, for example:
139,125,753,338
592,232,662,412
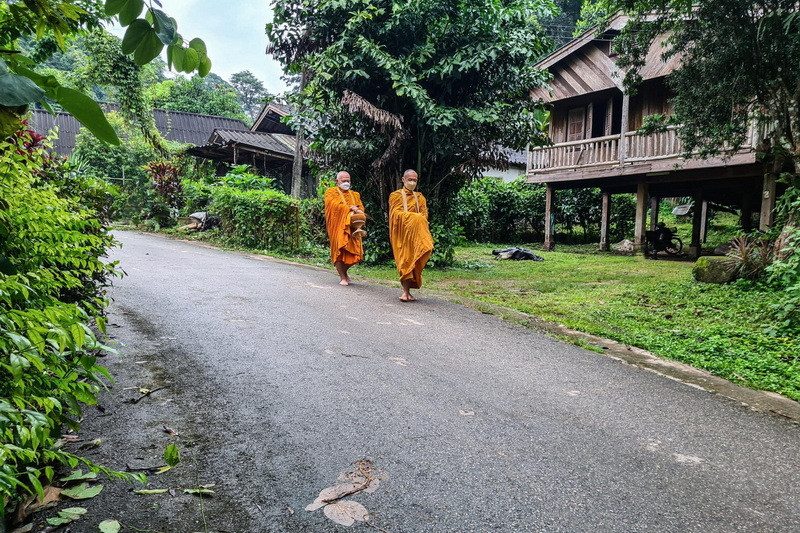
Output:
666,238,683,255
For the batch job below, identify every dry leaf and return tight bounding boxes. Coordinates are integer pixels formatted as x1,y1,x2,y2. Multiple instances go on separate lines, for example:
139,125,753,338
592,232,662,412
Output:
459,410,475,416
306,483,362,511
388,357,409,366
323,500,369,527
162,425,178,436
16,485,62,523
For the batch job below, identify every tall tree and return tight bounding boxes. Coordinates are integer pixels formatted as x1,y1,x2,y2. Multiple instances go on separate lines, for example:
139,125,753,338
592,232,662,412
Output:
267,0,553,258
144,75,248,120
230,70,269,122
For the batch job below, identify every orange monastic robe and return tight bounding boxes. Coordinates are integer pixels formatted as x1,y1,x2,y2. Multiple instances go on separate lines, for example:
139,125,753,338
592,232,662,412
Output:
388,188,434,289
324,186,365,265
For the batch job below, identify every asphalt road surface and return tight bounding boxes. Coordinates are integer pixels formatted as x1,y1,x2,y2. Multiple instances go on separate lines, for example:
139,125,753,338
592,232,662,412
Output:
75,231,799,533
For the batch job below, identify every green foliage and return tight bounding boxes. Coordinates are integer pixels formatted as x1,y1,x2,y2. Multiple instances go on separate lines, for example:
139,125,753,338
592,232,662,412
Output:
573,0,612,36
230,70,269,123
217,165,279,191
213,187,301,251
455,177,545,243
0,122,142,513
725,233,775,281
144,75,247,121
268,0,555,263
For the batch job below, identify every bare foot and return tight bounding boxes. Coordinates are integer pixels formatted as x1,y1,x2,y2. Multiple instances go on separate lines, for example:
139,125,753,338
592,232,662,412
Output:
339,280,349,286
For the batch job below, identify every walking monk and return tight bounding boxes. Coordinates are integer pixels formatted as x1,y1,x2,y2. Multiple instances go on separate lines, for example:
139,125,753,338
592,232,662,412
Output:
388,169,434,302
324,171,365,285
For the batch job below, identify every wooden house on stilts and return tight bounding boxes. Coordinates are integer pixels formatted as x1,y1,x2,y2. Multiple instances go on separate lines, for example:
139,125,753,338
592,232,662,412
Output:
527,14,778,258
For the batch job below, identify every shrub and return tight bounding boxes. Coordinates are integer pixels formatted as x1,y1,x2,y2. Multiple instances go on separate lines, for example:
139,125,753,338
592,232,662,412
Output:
212,186,301,251
1,124,139,515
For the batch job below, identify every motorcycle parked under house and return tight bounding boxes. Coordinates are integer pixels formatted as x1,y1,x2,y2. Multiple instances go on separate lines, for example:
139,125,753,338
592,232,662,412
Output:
645,222,683,257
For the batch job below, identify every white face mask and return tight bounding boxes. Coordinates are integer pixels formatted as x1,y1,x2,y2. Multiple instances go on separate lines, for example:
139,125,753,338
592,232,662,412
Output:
339,182,351,191
404,180,417,191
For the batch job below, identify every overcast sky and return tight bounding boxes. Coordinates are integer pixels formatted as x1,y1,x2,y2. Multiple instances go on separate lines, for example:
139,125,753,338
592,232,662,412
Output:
108,0,290,94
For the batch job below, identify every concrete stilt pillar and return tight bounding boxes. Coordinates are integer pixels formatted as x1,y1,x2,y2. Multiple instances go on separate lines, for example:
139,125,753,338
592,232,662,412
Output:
649,195,659,230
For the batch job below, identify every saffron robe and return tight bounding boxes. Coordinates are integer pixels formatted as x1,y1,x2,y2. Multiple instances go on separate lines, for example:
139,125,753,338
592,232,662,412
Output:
388,188,434,289
324,186,365,265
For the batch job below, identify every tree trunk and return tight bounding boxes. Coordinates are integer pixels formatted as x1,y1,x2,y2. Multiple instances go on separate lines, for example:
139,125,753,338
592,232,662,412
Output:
290,67,309,199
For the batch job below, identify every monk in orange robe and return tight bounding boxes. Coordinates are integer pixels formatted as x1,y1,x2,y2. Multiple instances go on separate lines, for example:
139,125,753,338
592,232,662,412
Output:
324,171,365,285
388,169,434,302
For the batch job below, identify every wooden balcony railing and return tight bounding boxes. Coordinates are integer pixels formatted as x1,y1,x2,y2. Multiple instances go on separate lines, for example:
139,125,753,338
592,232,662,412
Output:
528,125,758,175
528,134,620,172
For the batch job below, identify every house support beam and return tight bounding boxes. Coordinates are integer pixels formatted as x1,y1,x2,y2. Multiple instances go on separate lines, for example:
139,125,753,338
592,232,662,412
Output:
689,188,705,259
544,184,556,251
699,200,709,243
634,182,648,254
760,173,777,230
649,196,659,230
619,94,630,165
599,192,611,252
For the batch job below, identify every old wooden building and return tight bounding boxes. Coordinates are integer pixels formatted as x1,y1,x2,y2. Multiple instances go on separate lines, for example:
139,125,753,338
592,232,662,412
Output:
527,14,777,257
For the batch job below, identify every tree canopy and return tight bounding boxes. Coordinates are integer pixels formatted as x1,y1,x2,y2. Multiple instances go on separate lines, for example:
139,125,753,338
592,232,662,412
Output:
267,0,554,218
231,70,270,123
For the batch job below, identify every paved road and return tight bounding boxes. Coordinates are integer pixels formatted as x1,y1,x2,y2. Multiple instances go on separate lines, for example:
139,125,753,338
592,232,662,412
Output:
81,231,799,533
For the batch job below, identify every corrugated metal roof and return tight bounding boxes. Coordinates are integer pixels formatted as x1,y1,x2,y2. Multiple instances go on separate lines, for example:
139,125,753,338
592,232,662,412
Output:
27,108,249,156
153,110,248,145
205,129,296,156
27,110,83,156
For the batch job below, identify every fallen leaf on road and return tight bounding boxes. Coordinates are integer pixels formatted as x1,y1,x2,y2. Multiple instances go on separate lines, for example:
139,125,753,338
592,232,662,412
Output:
60,469,97,482
388,357,409,366
306,483,363,511
77,438,102,450
162,425,178,436
459,410,475,416
61,483,103,500
98,519,121,533
184,487,215,496
46,507,87,525
323,500,369,526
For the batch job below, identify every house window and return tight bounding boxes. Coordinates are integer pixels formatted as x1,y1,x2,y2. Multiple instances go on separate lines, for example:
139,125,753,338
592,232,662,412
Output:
567,108,585,142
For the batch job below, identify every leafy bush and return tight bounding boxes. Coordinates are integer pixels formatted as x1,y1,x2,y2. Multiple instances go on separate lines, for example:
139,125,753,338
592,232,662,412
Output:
725,233,775,281
1,125,139,516
218,165,279,191
212,186,301,251
455,177,544,243
73,112,188,223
